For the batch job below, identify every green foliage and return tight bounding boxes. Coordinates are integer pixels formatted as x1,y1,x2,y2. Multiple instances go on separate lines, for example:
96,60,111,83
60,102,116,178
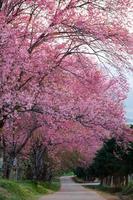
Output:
122,182,133,195
92,138,121,178
130,125,133,129
0,179,32,200
39,179,60,192
85,184,122,193
62,171,74,176
74,138,133,187
0,178,60,200
84,182,133,200
74,167,87,180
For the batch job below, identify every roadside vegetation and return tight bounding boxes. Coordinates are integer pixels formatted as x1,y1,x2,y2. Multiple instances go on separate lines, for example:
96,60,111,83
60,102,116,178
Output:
74,176,133,200
74,138,133,187
74,133,133,200
84,182,133,200
0,178,60,200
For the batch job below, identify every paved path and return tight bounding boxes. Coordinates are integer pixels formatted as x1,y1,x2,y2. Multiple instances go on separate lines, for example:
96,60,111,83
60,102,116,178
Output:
39,176,105,200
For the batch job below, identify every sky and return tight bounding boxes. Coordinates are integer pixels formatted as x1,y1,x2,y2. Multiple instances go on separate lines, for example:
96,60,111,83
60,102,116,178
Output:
125,74,133,123
124,11,133,122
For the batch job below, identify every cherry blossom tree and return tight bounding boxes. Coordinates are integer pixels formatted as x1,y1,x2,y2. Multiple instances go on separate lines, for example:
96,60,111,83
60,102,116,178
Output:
0,0,133,179
0,0,132,128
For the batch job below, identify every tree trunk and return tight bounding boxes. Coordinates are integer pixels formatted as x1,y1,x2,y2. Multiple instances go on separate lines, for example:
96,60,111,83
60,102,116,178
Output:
100,177,104,185
125,175,128,186
2,151,15,179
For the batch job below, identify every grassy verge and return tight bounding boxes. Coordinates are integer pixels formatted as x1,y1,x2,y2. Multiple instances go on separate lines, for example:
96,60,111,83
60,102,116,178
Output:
0,178,60,200
84,182,133,200
84,184,122,193
84,184,133,200
120,182,133,200
62,172,74,176
73,177,133,200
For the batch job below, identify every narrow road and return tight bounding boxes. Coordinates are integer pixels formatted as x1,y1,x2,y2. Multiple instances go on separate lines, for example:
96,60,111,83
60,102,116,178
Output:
39,176,105,200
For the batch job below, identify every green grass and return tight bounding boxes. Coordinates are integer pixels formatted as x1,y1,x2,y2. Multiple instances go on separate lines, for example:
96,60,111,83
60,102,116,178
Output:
0,178,60,200
85,184,133,200
85,184,122,193
122,181,133,195
84,180,133,200
84,181,133,195
62,171,74,176
121,181,133,199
